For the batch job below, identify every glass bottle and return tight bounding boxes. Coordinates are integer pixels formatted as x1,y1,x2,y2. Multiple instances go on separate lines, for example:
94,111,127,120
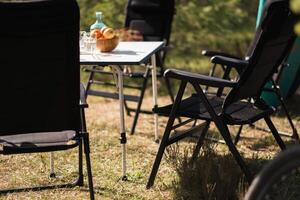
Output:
90,12,106,31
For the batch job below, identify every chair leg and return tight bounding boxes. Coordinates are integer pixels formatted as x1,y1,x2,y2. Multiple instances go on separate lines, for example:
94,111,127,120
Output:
234,125,244,145
279,101,299,139
146,119,173,189
130,68,150,135
192,82,253,183
264,116,286,150
190,121,210,163
271,79,299,139
164,76,175,103
84,66,96,98
78,139,84,186
146,81,187,189
83,134,95,200
276,92,298,139
216,121,253,183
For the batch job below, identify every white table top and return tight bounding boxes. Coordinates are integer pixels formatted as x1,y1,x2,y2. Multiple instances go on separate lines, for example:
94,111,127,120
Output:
80,41,165,66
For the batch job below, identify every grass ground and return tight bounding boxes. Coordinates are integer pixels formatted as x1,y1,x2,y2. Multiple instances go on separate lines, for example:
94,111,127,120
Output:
0,85,299,199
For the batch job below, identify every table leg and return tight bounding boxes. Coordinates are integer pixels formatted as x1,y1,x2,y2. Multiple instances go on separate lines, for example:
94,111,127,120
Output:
151,55,159,143
112,65,127,180
50,152,55,177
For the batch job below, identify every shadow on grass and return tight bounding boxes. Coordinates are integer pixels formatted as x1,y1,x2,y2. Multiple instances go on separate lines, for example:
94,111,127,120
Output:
251,134,300,150
165,143,268,200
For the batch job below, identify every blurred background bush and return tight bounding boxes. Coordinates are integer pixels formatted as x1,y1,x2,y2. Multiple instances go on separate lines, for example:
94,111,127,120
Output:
291,0,300,35
78,0,258,70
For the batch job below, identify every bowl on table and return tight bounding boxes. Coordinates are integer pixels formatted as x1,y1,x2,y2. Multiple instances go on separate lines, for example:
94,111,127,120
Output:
96,36,119,52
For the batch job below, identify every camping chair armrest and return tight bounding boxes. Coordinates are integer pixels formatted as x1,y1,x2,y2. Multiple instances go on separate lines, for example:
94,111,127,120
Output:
164,69,237,88
202,50,242,59
80,83,88,108
211,55,248,70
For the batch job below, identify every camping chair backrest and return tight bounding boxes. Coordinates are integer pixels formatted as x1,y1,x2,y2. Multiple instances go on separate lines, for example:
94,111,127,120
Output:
245,0,282,59
124,0,175,45
0,0,80,135
223,0,296,109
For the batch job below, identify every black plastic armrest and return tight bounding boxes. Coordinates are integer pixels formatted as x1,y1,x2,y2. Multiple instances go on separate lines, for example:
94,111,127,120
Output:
80,83,88,108
164,69,237,88
202,50,242,59
211,55,248,71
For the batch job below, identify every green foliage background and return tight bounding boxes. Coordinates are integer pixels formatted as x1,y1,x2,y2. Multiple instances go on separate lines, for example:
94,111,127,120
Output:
78,0,258,68
291,0,300,34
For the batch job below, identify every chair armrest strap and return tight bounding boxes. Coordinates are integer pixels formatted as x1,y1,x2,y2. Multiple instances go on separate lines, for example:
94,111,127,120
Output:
164,69,237,88
211,55,248,70
80,83,88,108
202,50,241,59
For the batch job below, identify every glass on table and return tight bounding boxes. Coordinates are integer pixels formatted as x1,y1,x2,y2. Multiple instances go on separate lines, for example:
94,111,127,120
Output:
85,36,96,54
80,31,87,51
80,31,96,55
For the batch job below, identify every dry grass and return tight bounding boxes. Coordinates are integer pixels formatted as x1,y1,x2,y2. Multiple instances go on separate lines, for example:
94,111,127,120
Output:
0,91,299,199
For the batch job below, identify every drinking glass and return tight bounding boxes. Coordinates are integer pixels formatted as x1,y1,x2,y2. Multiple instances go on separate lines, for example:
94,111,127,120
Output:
80,31,87,52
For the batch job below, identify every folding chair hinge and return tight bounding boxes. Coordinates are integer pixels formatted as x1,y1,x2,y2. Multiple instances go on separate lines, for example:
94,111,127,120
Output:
147,64,153,70
119,132,127,144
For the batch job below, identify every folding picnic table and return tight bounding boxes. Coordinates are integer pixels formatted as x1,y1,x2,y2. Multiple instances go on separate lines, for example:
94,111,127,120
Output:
80,41,165,179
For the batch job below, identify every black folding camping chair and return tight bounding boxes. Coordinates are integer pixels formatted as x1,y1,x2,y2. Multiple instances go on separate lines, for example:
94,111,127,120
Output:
0,1,94,199
146,0,296,188
202,1,299,144
83,0,175,135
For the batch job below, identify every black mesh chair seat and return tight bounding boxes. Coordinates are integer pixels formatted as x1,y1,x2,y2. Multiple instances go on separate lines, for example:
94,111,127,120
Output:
154,94,274,125
0,131,78,154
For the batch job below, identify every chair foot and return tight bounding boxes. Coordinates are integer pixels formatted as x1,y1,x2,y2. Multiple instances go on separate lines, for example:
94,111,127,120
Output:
49,173,56,178
77,174,84,186
121,175,128,181
155,139,160,144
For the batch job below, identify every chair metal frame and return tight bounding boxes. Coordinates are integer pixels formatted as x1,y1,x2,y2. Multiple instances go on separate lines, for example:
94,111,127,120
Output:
202,0,299,143
146,0,296,188
204,56,298,145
